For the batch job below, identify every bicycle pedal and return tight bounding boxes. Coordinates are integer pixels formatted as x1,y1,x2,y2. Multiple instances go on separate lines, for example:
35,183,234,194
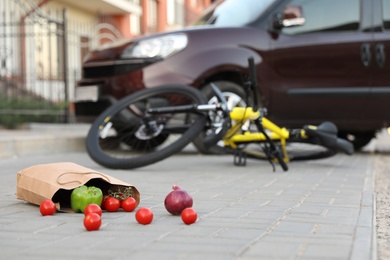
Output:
233,150,247,166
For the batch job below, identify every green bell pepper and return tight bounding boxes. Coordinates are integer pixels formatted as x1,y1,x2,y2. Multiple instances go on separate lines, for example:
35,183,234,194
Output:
70,185,103,213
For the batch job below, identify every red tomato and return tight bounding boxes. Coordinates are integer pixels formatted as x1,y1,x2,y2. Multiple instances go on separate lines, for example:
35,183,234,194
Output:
84,204,102,216
39,199,56,216
135,207,153,225
181,208,197,225
104,196,120,212
84,213,102,231
121,197,137,212
100,196,107,210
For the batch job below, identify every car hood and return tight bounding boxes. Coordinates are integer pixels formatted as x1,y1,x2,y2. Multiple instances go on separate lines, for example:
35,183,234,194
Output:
83,25,263,63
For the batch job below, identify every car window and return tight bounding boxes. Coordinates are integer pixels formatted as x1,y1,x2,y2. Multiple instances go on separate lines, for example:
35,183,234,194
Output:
193,0,275,27
383,0,390,29
282,0,360,35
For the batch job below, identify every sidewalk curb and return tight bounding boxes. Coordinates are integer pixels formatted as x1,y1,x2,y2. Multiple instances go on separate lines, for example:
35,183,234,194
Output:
0,134,86,159
0,123,88,159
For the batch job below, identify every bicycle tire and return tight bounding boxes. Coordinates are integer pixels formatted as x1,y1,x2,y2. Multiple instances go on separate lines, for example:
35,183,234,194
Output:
86,85,208,169
287,144,337,161
233,142,337,164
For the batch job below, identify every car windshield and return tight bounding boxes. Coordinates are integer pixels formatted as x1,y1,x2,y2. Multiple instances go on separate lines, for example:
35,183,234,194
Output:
193,0,276,27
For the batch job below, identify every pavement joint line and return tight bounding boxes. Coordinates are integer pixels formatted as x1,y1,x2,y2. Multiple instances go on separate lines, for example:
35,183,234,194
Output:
238,210,253,219
321,209,329,218
311,223,321,234
259,200,271,207
295,243,309,259
210,227,229,237
262,178,278,188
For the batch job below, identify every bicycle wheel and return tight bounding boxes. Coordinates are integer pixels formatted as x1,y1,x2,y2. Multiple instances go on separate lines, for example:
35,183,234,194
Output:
284,142,337,161
239,142,336,162
86,85,208,169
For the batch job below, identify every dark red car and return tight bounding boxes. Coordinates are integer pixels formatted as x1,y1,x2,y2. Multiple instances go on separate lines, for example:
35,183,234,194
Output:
75,0,390,150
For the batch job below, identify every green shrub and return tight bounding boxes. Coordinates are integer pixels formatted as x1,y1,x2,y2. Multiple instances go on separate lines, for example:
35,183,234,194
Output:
0,95,68,129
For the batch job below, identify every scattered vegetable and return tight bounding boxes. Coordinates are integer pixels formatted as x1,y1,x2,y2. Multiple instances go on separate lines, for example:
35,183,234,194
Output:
135,208,153,225
164,185,193,215
39,199,56,216
103,196,121,212
70,185,103,213
84,204,102,216
181,208,197,225
121,197,137,212
84,212,102,231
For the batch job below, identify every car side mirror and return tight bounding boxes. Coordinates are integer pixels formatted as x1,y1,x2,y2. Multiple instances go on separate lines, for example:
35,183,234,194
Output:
273,5,305,30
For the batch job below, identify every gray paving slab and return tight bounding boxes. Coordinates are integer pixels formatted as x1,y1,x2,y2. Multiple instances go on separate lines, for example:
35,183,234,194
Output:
0,141,377,260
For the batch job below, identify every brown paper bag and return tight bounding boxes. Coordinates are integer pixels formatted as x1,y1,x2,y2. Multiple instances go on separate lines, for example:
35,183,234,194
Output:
16,162,140,211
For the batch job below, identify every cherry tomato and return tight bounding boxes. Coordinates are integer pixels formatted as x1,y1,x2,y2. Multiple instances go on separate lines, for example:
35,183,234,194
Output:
84,204,102,216
103,196,120,212
100,196,107,210
84,213,102,231
121,197,137,212
135,207,153,225
39,199,56,216
181,208,197,225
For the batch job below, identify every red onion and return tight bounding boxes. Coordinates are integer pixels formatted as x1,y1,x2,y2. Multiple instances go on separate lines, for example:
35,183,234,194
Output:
164,185,193,215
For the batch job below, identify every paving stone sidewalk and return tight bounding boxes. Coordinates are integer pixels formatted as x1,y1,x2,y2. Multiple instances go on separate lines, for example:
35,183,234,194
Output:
0,137,376,260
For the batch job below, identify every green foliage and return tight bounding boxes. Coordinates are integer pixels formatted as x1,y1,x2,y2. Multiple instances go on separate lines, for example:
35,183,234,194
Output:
0,95,68,129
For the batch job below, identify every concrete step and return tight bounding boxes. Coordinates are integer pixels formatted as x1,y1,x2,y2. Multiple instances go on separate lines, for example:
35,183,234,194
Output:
0,123,89,159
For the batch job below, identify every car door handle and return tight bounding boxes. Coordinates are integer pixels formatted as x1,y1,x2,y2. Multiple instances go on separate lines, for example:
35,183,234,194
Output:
376,43,386,68
361,43,371,67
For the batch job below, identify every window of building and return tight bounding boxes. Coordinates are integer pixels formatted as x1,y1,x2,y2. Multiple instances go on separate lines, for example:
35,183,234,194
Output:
34,21,64,80
191,0,197,7
147,0,158,32
130,13,141,35
168,0,185,26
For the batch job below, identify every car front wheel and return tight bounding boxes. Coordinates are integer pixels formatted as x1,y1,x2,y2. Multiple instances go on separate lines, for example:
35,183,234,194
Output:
192,81,247,154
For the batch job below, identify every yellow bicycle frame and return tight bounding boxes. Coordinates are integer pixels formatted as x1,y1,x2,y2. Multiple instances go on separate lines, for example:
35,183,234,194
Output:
223,107,299,162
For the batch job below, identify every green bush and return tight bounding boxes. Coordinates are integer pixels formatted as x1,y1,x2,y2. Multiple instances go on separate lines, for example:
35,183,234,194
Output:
0,95,68,129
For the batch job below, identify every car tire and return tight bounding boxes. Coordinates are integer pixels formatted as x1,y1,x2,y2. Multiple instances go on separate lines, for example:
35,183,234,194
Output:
338,131,376,151
192,81,247,154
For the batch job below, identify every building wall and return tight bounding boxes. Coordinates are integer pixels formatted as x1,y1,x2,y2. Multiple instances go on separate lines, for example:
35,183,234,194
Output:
112,0,213,38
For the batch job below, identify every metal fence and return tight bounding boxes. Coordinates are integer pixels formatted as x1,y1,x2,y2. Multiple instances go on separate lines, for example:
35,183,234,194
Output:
0,0,124,127
0,0,200,128
0,0,70,125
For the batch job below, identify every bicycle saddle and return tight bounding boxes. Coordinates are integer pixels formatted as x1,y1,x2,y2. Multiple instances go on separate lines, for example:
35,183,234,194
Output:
303,121,354,155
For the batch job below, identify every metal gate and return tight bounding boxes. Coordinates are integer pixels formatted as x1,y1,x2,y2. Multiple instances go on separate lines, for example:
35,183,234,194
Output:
0,0,69,127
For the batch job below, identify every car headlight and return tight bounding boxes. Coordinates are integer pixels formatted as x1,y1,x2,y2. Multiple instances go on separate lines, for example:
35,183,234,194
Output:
121,34,188,59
